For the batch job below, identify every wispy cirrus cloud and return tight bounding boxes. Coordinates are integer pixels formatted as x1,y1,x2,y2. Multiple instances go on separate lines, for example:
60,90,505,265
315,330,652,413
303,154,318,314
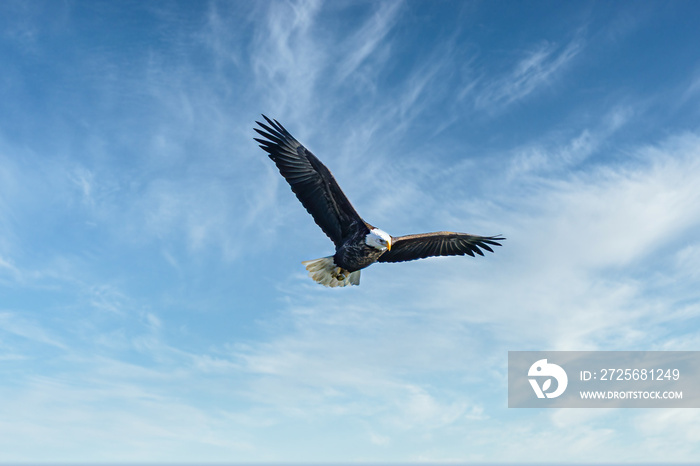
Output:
506,105,635,177
335,1,403,83
439,134,700,353
0,311,67,350
473,37,583,113
250,0,324,122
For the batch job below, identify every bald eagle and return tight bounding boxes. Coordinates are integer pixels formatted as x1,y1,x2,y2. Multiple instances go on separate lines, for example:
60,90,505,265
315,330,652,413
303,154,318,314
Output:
254,115,504,287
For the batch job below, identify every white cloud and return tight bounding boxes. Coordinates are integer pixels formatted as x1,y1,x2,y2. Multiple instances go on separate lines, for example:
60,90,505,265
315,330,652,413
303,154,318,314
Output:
251,0,324,122
425,132,700,349
0,311,67,350
0,255,20,281
475,37,583,112
505,105,635,178
394,385,471,430
335,2,403,83
0,369,254,462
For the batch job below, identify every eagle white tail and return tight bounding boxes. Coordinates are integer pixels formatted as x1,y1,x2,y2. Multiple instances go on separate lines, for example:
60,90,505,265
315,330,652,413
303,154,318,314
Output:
301,256,360,287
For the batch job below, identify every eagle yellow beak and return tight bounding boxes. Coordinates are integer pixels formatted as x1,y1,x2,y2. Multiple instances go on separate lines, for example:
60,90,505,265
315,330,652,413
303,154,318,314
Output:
386,239,392,251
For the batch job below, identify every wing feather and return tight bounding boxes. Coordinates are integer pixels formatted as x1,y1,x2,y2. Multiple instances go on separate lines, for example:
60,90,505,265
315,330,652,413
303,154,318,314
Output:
254,115,365,246
377,232,504,263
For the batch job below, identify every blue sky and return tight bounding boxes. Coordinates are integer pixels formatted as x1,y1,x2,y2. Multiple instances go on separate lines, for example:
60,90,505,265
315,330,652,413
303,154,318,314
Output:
1,0,700,462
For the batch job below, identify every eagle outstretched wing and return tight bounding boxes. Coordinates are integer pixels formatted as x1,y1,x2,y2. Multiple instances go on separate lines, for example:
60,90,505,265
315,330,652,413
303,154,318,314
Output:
377,232,504,263
254,115,365,246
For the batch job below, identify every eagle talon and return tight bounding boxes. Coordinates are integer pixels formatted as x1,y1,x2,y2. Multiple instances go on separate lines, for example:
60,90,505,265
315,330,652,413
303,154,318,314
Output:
332,267,346,281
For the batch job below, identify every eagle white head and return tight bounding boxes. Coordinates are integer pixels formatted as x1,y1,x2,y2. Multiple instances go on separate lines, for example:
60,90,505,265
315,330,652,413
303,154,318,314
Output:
365,228,392,251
